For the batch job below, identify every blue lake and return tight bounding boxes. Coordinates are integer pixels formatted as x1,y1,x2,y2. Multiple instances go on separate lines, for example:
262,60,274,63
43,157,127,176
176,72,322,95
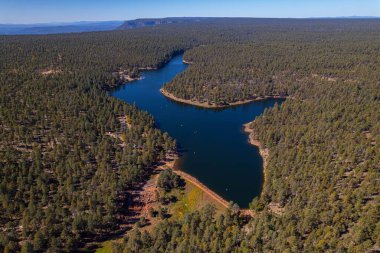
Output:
111,54,283,207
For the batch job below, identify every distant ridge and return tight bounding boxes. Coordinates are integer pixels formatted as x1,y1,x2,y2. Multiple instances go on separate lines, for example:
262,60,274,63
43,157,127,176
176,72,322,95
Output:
0,21,124,35
309,15,380,19
117,16,380,30
2,17,379,35
117,17,208,30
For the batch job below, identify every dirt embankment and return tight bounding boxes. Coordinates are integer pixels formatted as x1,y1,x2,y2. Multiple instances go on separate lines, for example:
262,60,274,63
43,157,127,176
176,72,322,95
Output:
172,170,230,208
171,163,254,217
243,122,284,215
182,59,193,65
160,88,286,109
243,122,269,179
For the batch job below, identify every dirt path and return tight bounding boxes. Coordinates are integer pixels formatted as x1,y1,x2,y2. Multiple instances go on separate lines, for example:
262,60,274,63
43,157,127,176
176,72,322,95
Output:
172,168,255,217
172,170,230,208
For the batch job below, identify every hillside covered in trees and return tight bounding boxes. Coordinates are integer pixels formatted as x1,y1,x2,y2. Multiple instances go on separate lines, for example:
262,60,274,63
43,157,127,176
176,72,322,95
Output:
163,21,380,105
0,29,189,252
0,18,379,252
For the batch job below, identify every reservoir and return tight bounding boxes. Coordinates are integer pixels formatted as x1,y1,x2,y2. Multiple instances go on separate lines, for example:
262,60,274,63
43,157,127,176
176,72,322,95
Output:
111,54,283,207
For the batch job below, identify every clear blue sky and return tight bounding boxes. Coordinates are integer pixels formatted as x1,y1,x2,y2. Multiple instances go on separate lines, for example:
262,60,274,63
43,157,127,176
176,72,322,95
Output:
1,0,380,24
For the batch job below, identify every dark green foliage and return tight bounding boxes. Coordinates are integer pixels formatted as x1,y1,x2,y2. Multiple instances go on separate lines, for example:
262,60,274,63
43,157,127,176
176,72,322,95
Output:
113,205,245,253
157,169,184,192
1,18,379,252
157,207,169,220
148,207,157,218
164,28,380,104
250,196,265,212
0,27,180,251
246,79,380,252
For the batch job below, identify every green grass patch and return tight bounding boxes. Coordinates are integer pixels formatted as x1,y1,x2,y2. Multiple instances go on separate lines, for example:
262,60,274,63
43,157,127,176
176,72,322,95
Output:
169,180,224,220
95,240,116,253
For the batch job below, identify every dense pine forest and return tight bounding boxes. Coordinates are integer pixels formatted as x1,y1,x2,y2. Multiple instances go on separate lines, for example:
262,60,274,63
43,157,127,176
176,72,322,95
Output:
0,31,186,252
163,20,380,105
1,18,379,252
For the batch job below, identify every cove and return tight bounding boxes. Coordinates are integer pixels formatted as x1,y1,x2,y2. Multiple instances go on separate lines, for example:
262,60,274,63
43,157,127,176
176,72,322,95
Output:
111,54,283,208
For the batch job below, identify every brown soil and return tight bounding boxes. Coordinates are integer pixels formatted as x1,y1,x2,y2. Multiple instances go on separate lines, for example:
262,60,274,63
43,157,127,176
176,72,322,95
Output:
172,170,229,208
40,69,62,76
160,88,286,109
243,122,269,183
182,59,193,65
172,164,254,217
125,153,178,231
268,202,285,215
243,121,284,215
139,66,158,70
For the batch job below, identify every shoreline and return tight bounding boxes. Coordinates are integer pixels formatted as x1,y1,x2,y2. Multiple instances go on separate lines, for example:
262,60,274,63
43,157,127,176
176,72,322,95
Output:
105,76,142,90
182,59,193,65
160,153,230,209
164,154,254,216
160,88,286,109
172,168,230,209
242,122,269,191
139,66,158,71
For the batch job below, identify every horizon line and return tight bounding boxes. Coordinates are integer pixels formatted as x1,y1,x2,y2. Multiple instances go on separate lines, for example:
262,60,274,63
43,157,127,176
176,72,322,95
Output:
2,16,380,25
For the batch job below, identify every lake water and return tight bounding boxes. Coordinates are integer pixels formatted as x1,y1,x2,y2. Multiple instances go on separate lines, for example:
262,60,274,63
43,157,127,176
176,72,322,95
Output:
111,54,283,207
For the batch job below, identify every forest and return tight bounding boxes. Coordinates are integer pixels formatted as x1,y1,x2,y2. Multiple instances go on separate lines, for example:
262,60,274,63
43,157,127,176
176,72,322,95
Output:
0,27,187,252
0,18,379,252
163,21,380,105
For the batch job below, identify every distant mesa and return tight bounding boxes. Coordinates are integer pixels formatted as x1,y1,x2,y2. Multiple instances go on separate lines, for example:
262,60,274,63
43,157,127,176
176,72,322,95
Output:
3,17,379,35
0,18,205,35
117,17,206,30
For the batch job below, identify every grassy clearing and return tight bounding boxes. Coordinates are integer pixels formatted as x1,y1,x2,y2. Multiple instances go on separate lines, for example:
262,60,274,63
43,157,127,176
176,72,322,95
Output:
95,240,114,253
169,179,225,220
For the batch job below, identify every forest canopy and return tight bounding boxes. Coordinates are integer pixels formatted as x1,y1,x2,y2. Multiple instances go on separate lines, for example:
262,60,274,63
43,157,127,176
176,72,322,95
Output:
0,18,379,252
